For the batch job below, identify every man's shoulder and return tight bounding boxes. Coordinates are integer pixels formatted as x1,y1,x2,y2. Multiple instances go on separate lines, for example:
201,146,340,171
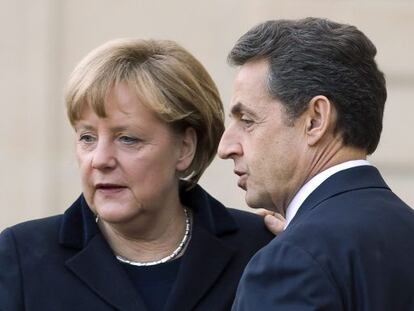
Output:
292,183,412,227
264,186,414,261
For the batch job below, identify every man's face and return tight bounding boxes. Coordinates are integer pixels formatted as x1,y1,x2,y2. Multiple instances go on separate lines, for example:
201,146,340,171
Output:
218,59,308,215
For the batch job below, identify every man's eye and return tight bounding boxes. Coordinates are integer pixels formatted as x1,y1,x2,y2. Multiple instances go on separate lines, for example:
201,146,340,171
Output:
240,116,254,125
119,136,139,145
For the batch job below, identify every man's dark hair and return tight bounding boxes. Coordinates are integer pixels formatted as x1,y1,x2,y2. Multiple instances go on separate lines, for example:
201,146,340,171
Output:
228,17,387,154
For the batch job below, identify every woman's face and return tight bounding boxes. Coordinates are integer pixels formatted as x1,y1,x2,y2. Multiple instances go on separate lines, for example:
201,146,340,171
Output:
74,83,194,224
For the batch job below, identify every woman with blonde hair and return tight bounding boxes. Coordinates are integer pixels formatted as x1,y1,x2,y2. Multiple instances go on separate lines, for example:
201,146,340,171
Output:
0,39,273,310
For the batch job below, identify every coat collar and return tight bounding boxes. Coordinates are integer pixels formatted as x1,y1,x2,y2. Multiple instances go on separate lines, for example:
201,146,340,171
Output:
290,165,390,227
59,195,98,249
165,214,236,311
59,184,239,311
65,234,147,311
179,183,238,236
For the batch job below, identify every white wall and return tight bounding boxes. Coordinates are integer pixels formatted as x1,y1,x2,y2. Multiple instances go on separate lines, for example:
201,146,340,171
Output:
1,0,413,229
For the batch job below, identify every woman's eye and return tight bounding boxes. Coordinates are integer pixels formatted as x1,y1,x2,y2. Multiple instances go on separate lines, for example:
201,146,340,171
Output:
79,134,95,143
119,136,139,145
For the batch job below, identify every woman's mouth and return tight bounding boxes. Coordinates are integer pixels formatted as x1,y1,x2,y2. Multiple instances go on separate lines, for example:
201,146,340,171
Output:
95,183,127,194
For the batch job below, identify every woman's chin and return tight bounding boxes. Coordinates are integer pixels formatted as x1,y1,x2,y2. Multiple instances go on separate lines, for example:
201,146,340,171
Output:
95,204,140,225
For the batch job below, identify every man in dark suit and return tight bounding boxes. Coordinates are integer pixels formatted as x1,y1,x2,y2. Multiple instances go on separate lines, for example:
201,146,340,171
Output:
218,17,414,310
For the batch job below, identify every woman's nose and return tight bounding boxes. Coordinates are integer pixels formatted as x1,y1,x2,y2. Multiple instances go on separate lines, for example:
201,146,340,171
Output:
91,140,117,170
218,127,242,159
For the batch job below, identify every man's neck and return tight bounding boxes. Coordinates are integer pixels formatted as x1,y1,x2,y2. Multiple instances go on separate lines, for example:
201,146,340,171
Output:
284,157,370,229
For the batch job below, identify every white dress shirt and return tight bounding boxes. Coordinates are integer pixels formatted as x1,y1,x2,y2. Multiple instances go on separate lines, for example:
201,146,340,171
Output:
284,159,371,229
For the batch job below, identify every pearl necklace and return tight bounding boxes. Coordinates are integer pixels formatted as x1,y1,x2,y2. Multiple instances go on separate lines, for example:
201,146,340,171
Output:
116,208,191,266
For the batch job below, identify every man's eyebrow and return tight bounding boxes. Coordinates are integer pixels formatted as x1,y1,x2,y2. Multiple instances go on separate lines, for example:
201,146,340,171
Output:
229,102,256,118
230,102,242,116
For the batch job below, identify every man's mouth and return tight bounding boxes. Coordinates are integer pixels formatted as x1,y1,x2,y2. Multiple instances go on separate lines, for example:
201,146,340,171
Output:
237,175,247,190
234,170,247,190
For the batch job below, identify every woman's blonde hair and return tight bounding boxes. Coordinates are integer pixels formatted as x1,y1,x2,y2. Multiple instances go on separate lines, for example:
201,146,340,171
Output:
65,39,224,185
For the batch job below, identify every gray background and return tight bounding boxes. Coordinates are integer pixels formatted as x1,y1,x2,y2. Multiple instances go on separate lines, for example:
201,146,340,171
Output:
1,0,413,230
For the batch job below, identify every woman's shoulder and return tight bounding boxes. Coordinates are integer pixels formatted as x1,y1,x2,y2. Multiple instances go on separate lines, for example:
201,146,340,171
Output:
225,208,274,244
226,208,264,226
1,214,63,246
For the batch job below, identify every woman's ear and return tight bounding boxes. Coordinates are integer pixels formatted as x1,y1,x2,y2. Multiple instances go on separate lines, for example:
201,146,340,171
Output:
176,127,197,172
304,95,335,146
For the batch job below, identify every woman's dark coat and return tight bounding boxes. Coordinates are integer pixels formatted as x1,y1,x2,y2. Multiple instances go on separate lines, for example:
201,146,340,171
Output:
0,185,273,310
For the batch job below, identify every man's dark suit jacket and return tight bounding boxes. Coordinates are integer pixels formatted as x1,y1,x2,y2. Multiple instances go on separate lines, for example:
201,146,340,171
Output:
233,165,414,310
0,184,273,311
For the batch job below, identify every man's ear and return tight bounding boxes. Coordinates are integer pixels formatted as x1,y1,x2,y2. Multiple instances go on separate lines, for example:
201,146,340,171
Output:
176,127,197,172
304,95,335,146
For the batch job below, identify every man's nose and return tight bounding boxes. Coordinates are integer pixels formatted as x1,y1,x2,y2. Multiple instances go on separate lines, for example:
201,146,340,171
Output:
91,140,117,170
218,126,242,159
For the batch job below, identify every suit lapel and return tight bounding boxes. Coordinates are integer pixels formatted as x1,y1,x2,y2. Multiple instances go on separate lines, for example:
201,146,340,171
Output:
65,234,149,311
290,165,390,226
164,216,236,311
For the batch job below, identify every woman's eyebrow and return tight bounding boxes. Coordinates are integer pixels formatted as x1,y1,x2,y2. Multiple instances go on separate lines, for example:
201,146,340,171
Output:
74,123,94,131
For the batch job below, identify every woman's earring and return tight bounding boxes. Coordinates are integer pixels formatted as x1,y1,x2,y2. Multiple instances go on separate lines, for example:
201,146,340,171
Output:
95,215,99,224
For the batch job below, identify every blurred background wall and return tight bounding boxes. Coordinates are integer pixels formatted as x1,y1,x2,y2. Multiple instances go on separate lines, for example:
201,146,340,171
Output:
1,0,413,230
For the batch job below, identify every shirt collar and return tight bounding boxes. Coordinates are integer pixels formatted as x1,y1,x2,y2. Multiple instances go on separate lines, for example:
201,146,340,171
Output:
284,159,371,229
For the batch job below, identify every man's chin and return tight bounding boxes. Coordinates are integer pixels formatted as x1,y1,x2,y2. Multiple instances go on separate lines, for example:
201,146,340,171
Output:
244,193,261,209
245,192,274,210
